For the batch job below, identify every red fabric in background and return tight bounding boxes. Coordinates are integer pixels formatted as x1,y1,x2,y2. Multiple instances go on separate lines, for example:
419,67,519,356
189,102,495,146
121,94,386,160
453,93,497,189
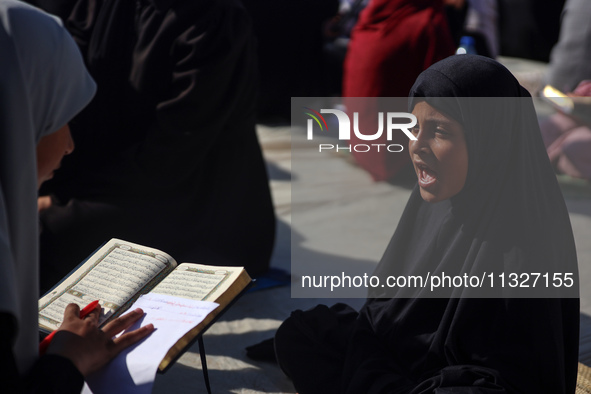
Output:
343,0,455,181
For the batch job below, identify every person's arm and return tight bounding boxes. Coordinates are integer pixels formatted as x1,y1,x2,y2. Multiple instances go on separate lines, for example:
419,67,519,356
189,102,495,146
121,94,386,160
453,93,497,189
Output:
0,304,154,393
24,355,84,394
0,312,83,394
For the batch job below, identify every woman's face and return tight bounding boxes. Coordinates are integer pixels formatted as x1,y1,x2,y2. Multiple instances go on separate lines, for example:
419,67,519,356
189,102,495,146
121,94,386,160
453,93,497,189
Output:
409,101,468,203
36,124,74,189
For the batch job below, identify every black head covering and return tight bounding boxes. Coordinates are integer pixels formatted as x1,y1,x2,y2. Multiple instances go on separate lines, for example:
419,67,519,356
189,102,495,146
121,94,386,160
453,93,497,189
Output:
367,55,578,299
342,56,579,393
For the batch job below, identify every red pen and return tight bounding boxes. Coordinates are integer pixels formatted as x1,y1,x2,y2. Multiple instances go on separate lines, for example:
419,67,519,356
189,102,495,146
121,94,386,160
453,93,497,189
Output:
39,300,100,356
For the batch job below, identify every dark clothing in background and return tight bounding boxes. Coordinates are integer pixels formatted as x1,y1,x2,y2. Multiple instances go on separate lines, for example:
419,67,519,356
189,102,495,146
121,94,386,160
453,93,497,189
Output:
33,0,275,292
27,0,74,18
275,56,579,393
241,0,339,120
497,0,564,62
444,1,468,47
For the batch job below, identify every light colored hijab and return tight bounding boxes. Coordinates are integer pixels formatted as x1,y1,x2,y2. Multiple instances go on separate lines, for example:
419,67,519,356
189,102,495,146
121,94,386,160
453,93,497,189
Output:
0,0,95,373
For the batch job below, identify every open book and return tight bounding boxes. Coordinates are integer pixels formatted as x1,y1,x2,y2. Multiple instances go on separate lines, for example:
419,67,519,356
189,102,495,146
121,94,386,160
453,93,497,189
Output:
38,238,252,371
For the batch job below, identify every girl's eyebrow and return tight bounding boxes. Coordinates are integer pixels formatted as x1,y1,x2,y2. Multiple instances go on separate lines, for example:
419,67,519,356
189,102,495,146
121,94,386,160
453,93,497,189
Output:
422,115,461,130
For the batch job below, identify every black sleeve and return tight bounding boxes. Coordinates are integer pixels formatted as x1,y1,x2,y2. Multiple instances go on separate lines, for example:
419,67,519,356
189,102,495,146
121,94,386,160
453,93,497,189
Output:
0,313,84,394
341,316,508,394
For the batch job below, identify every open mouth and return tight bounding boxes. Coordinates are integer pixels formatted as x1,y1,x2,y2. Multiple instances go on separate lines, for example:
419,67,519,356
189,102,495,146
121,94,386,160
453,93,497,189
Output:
415,162,437,188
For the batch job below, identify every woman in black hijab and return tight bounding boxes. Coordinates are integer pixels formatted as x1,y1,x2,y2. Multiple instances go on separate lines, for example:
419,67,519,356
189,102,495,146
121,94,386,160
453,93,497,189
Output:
275,55,579,393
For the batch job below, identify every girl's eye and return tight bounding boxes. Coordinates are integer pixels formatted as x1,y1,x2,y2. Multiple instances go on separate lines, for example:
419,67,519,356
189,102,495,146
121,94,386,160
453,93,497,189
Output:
435,127,449,136
410,126,420,135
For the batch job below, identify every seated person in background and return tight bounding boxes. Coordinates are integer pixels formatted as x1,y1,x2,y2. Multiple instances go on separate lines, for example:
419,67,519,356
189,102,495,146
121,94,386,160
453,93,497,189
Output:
0,1,152,392
540,0,591,182
540,80,591,182
342,0,455,182
29,0,276,293
275,55,579,393
544,0,591,95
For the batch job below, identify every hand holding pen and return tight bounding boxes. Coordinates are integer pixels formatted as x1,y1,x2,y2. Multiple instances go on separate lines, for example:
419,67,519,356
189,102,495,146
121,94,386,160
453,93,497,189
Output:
39,300,100,355
41,301,154,376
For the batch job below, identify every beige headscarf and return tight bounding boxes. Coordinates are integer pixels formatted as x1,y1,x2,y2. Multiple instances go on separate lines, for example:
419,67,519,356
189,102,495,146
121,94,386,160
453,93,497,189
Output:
0,0,95,373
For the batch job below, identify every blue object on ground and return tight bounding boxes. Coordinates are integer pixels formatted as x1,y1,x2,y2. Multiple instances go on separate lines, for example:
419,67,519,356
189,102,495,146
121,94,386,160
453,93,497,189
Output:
247,267,291,293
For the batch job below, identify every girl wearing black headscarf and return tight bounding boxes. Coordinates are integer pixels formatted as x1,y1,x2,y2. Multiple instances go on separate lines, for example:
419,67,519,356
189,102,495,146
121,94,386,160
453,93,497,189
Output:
275,55,579,393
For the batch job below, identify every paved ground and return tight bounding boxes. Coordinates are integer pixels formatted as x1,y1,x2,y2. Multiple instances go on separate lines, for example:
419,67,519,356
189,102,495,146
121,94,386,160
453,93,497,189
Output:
152,57,591,393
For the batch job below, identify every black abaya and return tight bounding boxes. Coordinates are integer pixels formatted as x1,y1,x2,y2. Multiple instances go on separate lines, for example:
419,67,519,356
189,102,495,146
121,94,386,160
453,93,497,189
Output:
275,55,579,393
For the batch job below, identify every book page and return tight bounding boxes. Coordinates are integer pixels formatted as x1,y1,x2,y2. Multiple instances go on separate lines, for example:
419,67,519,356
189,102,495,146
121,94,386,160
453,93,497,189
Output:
83,294,218,394
150,263,244,302
39,239,177,331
